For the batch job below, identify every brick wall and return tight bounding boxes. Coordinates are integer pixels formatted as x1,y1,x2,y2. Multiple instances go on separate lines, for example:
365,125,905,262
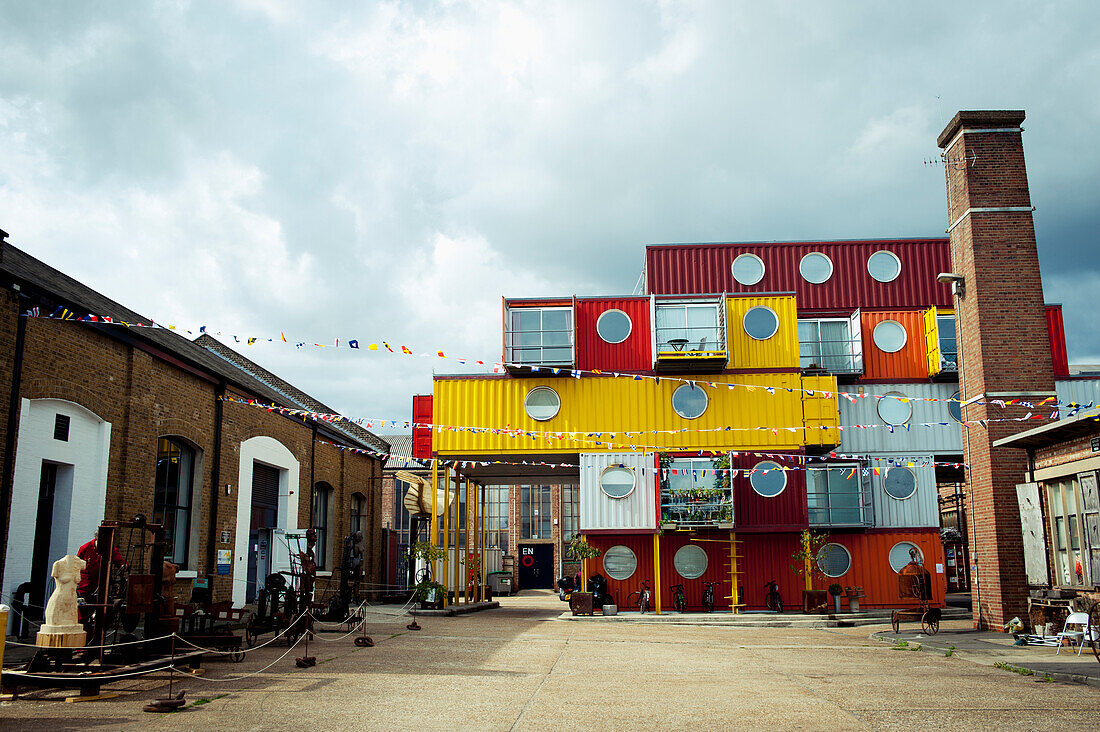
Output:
0,294,384,606
939,110,1056,628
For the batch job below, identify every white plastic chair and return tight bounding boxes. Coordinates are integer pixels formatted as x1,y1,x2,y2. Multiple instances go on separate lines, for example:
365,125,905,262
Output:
1055,612,1096,656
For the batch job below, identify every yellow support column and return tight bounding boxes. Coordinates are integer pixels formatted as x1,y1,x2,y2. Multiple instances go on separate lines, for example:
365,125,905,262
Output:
455,474,462,603
580,534,588,593
803,531,812,592
478,483,485,602
481,484,488,601
442,467,450,608
729,531,739,614
464,477,472,603
653,532,662,615
430,461,438,585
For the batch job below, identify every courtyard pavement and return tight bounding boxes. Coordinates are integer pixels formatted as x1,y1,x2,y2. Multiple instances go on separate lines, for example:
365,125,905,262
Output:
2,590,1098,730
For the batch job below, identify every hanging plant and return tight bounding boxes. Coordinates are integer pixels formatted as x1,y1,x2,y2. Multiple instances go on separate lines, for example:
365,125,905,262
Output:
565,533,601,561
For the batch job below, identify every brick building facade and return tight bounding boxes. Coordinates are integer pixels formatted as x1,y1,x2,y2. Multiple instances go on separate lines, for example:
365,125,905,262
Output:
0,235,387,626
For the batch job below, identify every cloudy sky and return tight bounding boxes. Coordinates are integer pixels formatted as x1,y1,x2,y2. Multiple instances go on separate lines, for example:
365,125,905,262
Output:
2,1,1098,422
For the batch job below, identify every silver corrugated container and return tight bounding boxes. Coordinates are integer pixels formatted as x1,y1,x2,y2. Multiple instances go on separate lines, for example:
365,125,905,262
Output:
838,382,963,455
868,454,940,529
1056,378,1100,417
579,451,657,532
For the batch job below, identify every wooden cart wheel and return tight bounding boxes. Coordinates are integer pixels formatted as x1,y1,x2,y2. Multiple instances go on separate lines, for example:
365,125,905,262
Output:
1089,601,1100,664
921,610,940,636
229,650,245,663
891,610,900,635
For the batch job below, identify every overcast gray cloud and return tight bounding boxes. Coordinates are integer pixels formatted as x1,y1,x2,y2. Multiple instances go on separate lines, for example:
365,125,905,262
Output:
2,1,1099,421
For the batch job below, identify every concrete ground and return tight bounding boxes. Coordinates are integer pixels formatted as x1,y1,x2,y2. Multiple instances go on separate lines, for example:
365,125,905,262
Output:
2,590,1098,731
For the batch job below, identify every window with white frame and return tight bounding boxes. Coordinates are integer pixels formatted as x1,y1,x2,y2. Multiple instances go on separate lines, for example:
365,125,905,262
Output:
485,486,510,550
798,319,859,373
1046,477,1091,587
350,492,366,535
661,457,733,526
807,464,866,526
521,485,552,539
817,543,852,577
508,307,573,366
153,437,195,567
937,315,958,371
312,482,332,570
561,485,578,549
655,302,722,353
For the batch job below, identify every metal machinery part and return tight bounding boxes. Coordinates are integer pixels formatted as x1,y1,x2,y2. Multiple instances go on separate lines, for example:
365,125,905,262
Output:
889,549,942,636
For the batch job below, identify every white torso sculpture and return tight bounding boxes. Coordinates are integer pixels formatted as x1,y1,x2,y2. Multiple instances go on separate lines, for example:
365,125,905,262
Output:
42,553,86,633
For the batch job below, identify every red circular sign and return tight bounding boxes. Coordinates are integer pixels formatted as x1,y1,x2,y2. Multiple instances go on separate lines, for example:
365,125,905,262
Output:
521,555,534,567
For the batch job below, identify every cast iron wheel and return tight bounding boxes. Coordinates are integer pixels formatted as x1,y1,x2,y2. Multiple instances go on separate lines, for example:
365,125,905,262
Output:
229,650,245,663
702,595,714,613
674,591,686,613
354,636,374,647
243,613,258,647
891,611,900,635
921,611,940,636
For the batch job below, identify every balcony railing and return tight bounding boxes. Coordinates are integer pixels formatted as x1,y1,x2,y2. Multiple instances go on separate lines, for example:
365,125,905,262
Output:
660,490,734,527
799,339,862,374
806,464,873,527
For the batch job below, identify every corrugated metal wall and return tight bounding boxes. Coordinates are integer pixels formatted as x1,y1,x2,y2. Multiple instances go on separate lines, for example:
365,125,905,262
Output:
1046,305,1069,378
433,373,838,453
645,239,953,310
730,451,808,530
725,294,800,369
860,310,929,380
579,452,658,531
575,297,652,372
803,375,841,445
838,382,963,455
1056,378,1100,417
588,528,945,610
869,457,941,528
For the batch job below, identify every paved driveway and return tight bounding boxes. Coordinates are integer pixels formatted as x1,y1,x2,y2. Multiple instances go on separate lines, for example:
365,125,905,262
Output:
2,590,1098,730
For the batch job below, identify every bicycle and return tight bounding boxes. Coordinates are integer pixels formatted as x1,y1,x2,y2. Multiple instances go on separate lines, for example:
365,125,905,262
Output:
626,581,652,614
702,581,720,613
764,580,783,613
669,583,686,613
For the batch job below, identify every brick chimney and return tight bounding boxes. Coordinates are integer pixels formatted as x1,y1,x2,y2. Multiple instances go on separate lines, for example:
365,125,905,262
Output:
937,110,1056,628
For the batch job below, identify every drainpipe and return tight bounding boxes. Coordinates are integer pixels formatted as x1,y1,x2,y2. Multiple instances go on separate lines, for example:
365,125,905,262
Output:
0,286,27,590
207,380,226,579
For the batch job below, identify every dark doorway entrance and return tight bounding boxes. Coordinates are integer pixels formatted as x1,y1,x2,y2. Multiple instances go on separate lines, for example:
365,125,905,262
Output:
247,462,280,603
29,462,59,612
517,543,554,589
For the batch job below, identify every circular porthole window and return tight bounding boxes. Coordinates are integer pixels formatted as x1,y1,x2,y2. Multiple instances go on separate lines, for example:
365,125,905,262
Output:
600,466,636,499
750,460,787,497
602,545,637,580
883,467,917,500
672,383,709,419
743,306,779,340
877,392,912,425
799,252,834,284
674,545,708,580
732,253,765,286
948,390,963,423
524,386,560,421
596,309,632,344
872,320,907,353
816,543,852,578
888,542,924,573
867,250,902,283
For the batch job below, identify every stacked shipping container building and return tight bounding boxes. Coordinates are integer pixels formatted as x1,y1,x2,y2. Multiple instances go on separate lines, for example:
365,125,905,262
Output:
422,238,1077,612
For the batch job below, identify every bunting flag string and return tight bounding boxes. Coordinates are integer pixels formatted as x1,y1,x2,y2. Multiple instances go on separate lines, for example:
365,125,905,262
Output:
315,439,966,475
27,308,1095,415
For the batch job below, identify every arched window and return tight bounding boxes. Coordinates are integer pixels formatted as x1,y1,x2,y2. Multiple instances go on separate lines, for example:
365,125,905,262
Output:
154,437,196,567
350,492,366,536
312,482,333,570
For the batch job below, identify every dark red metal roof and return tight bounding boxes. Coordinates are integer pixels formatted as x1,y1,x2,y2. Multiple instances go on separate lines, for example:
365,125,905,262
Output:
1046,304,1069,378
645,239,953,310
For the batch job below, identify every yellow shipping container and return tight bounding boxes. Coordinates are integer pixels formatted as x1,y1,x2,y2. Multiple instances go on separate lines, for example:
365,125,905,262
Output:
725,295,800,370
433,372,838,454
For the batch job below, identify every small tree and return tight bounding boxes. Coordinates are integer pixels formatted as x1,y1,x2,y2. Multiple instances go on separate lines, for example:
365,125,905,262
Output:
565,533,601,562
790,530,830,591
410,541,448,601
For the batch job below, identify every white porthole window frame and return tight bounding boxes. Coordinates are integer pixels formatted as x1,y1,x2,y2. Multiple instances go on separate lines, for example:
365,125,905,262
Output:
596,308,632,345
742,306,780,341
948,390,963,424
750,460,787,498
523,386,561,422
673,544,709,580
877,391,913,426
671,383,709,420
602,545,638,581
872,319,908,353
731,253,766,286
816,542,852,578
888,542,924,573
867,250,902,283
883,466,918,501
799,252,834,285
599,465,637,499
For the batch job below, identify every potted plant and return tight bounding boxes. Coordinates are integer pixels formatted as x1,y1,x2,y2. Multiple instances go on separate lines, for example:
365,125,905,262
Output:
410,541,448,609
828,583,844,614
790,530,831,613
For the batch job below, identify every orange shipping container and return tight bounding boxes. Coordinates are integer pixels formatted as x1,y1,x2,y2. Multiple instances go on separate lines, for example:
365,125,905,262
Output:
860,310,929,380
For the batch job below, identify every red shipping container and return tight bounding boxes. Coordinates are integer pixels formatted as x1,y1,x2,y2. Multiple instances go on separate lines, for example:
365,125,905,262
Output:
860,310,929,381
645,239,953,311
1046,304,1069,378
730,451,808,531
575,297,652,372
